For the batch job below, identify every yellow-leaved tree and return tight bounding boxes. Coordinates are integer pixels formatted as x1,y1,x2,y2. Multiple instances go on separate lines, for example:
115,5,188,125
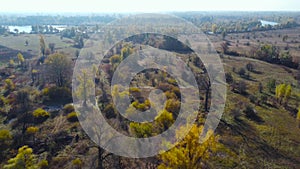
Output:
4,145,38,169
158,124,236,169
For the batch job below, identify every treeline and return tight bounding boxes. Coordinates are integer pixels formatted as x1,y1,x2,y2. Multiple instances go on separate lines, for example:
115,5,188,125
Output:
0,15,116,26
176,12,299,34
250,44,298,69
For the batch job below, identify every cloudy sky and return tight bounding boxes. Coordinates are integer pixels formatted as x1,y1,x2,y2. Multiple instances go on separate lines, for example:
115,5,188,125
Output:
0,0,299,13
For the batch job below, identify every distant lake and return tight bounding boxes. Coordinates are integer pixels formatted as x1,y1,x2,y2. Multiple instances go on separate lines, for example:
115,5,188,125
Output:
8,25,32,33
7,25,67,33
260,20,279,27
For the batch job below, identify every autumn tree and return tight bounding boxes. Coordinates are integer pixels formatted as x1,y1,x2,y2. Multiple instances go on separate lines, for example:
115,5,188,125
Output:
129,122,153,138
39,35,46,56
211,24,217,34
3,145,39,169
158,125,235,169
4,79,15,92
75,69,94,106
0,129,12,159
45,53,72,87
275,83,291,104
121,46,133,60
17,52,25,68
154,109,174,133
8,59,15,67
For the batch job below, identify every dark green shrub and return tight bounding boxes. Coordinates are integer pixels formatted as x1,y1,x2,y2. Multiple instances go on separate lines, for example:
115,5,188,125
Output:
48,86,72,103
103,104,117,119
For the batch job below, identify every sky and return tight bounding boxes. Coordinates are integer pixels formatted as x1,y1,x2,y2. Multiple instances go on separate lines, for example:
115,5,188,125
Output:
0,0,299,13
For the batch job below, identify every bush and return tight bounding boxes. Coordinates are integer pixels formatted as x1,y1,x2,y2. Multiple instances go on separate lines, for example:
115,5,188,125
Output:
33,108,50,118
158,83,173,92
225,73,233,84
63,104,74,114
72,158,83,168
246,62,254,72
67,112,79,122
244,105,262,122
4,79,15,91
42,87,49,96
26,127,39,134
33,108,50,123
48,86,72,103
244,106,256,118
38,159,48,169
165,99,181,117
267,79,276,93
132,101,148,111
249,95,257,104
0,129,12,141
259,94,268,104
237,81,247,95
103,104,117,119
129,87,141,93
238,68,246,77
165,91,177,100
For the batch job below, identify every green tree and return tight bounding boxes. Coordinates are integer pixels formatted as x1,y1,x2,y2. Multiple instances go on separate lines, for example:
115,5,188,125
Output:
284,84,292,103
4,145,38,169
45,53,72,87
238,68,246,77
267,79,276,93
48,43,55,54
282,35,288,42
221,30,227,40
16,88,30,112
75,50,80,58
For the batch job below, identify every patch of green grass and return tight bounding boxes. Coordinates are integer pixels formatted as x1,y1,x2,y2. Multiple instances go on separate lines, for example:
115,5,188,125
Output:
0,34,77,57
220,56,300,168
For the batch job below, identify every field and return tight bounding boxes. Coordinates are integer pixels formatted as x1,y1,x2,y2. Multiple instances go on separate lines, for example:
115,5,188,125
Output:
220,56,300,167
211,27,300,61
0,34,77,63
